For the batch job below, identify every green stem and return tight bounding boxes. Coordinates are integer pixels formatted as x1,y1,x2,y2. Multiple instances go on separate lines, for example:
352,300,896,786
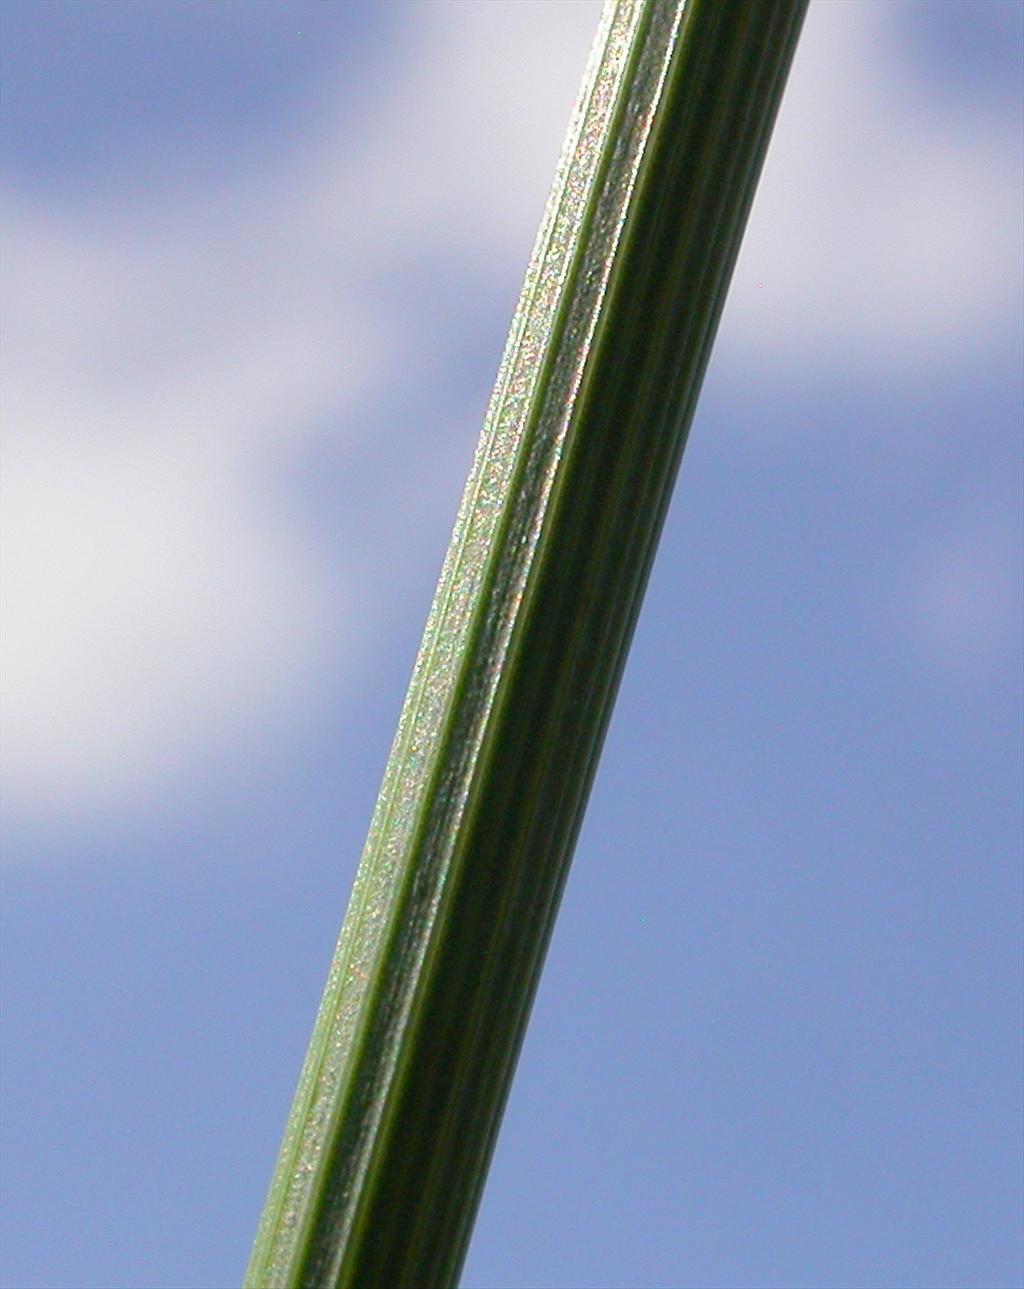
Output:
246,1,807,1284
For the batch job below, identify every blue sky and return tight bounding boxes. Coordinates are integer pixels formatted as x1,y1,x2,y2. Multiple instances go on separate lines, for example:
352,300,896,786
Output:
1,3,1021,1287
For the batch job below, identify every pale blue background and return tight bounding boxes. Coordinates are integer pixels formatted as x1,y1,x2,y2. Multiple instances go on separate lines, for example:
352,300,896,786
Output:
2,3,1021,1287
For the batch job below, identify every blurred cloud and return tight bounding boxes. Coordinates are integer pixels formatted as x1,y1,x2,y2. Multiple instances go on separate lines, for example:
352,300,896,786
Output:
0,0,598,821
0,189,376,813
1,0,1020,822
908,490,1023,675
726,0,1022,377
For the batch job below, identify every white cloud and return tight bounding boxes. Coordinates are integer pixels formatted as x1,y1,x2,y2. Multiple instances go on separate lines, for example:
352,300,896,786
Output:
2,0,1019,822
914,540,1020,671
0,197,365,812
723,0,1022,377
0,1,598,822
908,491,1023,674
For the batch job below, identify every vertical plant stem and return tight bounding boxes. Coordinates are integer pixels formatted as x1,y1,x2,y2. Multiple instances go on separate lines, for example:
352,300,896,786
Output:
246,1,807,1285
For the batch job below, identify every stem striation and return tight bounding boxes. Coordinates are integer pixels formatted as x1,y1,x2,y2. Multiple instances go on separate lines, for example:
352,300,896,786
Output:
247,2,808,1284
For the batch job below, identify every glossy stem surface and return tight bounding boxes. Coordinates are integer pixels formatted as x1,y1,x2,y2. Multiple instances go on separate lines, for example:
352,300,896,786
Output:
246,2,808,1284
